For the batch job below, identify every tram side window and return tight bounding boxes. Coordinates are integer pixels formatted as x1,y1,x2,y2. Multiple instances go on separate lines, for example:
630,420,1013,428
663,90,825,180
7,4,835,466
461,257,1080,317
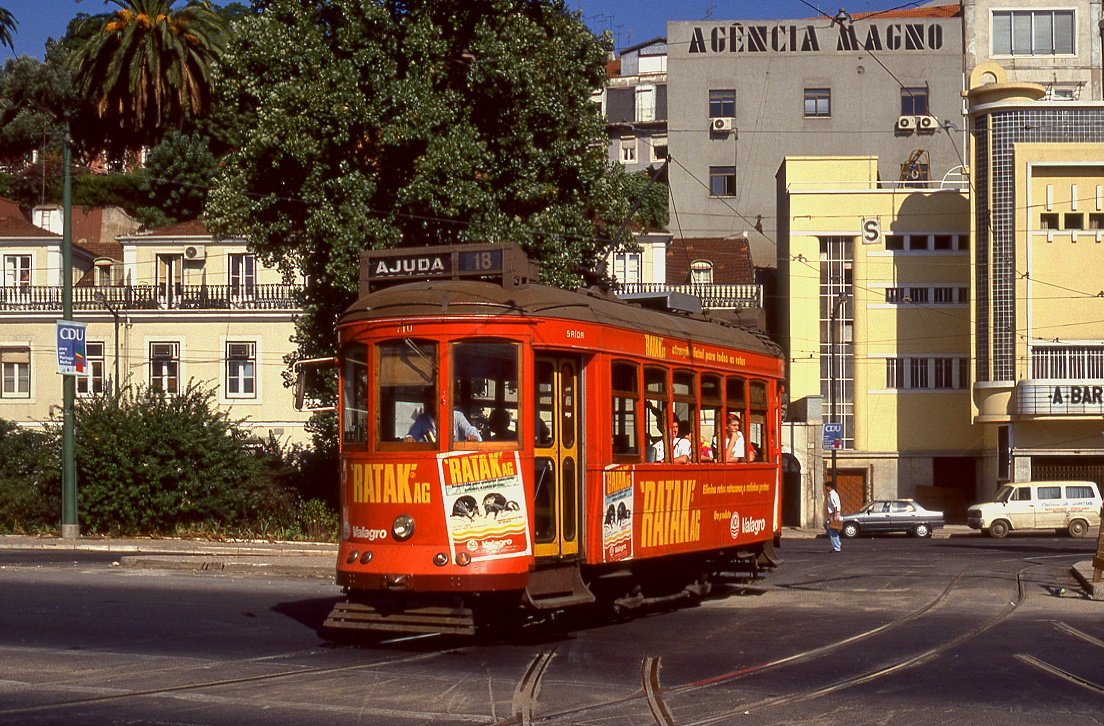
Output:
342,343,368,445
725,376,747,462
644,366,668,462
673,370,698,464
749,380,769,462
378,339,437,444
452,341,519,444
535,360,554,447
611,361,639,459
700,374,722,462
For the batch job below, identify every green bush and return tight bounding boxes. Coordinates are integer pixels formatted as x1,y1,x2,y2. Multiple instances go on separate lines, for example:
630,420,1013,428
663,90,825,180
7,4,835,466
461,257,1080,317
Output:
298,497,338,541
0,420,60,532
74,383,297,535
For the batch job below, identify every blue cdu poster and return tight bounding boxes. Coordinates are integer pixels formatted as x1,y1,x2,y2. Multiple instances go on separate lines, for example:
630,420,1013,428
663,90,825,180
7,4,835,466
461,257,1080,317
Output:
56,320,87,375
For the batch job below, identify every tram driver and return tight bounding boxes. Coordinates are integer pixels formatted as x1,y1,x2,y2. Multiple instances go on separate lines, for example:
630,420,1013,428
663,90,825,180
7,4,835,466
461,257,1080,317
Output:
404,391,482,443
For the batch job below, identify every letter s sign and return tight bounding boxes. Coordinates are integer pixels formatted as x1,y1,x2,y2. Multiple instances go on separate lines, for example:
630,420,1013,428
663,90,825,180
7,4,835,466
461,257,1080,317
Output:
862,218,882,245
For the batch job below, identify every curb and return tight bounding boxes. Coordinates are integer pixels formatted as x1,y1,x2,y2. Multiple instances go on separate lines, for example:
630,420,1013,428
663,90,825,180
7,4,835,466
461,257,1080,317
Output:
1070,561,1104,601
119,554,335,579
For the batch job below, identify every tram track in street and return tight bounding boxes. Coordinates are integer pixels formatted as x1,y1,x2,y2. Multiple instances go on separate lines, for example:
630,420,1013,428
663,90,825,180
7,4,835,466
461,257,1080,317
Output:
516,557,1060,725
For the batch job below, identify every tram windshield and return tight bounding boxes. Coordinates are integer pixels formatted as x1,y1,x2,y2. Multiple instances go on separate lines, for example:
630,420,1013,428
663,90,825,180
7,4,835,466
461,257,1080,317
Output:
451,341,520,444
378,339,438,444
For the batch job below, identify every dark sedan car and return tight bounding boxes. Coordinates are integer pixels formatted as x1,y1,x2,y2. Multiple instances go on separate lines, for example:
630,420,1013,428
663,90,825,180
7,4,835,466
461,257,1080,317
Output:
840,499,944,538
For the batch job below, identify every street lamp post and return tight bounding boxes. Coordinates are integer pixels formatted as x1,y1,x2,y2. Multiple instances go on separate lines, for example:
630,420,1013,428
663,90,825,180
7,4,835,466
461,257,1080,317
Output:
93,292,120,393
829,292,849,494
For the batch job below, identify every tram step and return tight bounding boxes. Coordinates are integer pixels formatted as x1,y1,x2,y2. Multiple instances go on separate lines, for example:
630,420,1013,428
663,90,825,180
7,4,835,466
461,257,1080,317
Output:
325,600,477,635
524,564,595,610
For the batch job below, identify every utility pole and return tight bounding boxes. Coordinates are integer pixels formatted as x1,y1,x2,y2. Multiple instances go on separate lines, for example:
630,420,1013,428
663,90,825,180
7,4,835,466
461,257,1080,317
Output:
829,291,849,495
60,127,78,540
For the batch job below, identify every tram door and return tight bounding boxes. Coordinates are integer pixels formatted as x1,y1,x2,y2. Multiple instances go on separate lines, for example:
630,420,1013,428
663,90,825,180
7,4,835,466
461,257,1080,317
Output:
532,356,580,559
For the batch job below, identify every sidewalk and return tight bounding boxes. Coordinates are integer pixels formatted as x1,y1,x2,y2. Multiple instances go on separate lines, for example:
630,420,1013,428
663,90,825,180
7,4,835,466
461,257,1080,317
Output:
0,534,338,579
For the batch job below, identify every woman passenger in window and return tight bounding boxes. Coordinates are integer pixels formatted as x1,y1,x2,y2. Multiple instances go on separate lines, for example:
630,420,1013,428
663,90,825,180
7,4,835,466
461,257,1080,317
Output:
723,413,745,462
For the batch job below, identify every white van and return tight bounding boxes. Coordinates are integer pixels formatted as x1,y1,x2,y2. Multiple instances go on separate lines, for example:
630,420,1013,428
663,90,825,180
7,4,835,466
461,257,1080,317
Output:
967,481,1102,538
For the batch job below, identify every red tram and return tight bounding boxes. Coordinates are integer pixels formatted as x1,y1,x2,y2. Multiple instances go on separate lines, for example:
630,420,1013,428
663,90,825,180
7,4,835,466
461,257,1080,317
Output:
321,244,785,634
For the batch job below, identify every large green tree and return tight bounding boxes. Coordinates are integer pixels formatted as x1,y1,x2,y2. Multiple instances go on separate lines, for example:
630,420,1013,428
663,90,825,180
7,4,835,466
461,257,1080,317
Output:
69,0,227,155
207,0,632,371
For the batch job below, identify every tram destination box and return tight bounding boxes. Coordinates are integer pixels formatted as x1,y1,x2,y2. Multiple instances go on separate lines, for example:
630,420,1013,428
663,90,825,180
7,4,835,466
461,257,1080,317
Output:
360,244,538,294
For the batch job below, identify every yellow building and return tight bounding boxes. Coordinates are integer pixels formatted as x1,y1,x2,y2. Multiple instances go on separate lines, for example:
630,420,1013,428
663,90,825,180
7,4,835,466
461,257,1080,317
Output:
968,63,1104,487
778,155,976,521
0,215,311,446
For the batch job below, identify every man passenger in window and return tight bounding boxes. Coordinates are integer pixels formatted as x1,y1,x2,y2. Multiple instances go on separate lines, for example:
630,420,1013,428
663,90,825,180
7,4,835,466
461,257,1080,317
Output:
652,419,693,463
723,413,745,462
405,393,482,443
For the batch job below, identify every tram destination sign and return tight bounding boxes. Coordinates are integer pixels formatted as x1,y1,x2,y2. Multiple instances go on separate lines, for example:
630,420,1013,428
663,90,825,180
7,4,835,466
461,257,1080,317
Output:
360,244,536,294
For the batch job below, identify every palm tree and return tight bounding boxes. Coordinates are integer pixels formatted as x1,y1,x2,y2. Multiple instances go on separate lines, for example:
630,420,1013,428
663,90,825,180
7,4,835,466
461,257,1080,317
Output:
69,0,225,152
0,7,16,52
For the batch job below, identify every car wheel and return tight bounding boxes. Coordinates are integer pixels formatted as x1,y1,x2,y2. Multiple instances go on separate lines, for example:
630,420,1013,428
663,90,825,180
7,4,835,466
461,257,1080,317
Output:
842,522,859,538
1068,519,1089,538
913,523,931,538
988,519,1010,538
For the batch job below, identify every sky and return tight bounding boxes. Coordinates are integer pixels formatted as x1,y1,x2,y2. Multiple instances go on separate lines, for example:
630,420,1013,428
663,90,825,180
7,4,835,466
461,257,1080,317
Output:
1,0,926,61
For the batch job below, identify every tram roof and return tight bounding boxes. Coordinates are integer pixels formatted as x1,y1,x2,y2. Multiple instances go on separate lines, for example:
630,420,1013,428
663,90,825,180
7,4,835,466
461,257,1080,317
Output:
340,280,781,359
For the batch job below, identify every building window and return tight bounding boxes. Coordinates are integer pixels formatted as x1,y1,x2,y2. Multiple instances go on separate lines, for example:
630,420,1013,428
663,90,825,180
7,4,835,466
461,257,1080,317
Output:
1032,346,1104,380
156,254,183,306
619,136,637,164
690,260,714,285
2,254,30,288
226,342,256,398
885,235,904,250
149,342,180,394
1040,213,1059,230
883,357,900,388
229,254,256,297
77,342,105,395
1064,213,1084,230
909,358,929,389
933,287,956,304
709,89,736,118
901,87,929,116
908,287,929,304
0,347,30,398
803,88,831,117
885,287,906,304
612,251,642,285
635,85,656,123
992,10,1075,56
709,166,737,196
908,235,928,251
934,358,955,389
650,135,668,162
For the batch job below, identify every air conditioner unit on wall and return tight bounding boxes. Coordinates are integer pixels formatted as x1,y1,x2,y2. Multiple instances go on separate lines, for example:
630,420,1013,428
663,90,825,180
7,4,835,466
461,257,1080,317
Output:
896,115,916,131
711,117,735,132
184,245,206,260
918,115,940,131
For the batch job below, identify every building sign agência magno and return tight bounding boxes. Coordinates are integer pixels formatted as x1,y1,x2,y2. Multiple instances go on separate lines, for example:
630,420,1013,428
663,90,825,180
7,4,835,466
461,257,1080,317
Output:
687,22,945,55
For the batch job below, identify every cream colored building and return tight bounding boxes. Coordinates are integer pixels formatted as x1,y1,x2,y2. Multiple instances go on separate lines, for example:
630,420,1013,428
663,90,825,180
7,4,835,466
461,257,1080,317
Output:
0,215,311,446
967,63,1104,489
778,155,976,523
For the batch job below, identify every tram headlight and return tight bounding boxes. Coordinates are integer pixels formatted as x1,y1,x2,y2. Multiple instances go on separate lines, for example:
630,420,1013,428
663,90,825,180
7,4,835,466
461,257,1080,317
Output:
392,514,415,541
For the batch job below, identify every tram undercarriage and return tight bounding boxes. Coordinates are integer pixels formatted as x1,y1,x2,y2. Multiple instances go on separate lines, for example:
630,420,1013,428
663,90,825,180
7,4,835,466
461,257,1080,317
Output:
323,540,781,636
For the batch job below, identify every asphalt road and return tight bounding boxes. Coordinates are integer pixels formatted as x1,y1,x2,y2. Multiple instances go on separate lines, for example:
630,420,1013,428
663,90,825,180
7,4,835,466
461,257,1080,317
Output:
0,534,1101,725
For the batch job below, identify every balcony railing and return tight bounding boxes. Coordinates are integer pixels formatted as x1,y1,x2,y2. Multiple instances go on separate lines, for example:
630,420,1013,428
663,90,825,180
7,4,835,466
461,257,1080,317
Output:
616,282,762,310
0,284,302,312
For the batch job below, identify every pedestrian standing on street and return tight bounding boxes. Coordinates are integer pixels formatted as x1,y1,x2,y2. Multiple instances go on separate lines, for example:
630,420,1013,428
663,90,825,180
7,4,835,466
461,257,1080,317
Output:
825,481,842,552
